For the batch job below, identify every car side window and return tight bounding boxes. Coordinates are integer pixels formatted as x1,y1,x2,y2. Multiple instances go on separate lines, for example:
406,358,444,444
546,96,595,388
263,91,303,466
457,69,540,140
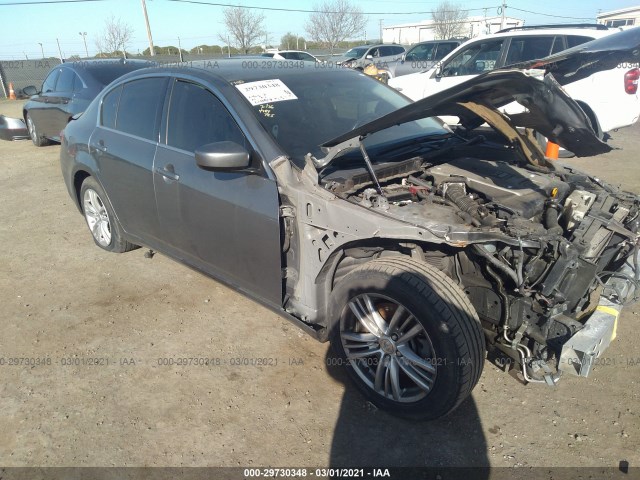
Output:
115,78,166,141
441,39,504,76
56,68,76,93
566,35,593,48
167,80,246,153
392,46,405,55
42,69,60,93
504,36,555,66
101,85,122,129
435,42,457,60
407,43,436,61
298,52,316,62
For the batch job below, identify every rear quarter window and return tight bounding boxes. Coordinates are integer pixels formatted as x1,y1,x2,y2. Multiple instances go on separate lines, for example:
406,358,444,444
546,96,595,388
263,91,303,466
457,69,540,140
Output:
101,85,122,129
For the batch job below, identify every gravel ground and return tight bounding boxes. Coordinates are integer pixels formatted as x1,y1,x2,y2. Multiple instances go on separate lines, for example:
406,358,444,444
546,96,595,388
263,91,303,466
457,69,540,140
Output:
0,99,638,471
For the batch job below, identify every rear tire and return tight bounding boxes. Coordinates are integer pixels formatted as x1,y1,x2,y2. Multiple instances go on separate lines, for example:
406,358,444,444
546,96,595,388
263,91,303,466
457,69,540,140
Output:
329,256,485,420
25,113,50,147
80,177,138,253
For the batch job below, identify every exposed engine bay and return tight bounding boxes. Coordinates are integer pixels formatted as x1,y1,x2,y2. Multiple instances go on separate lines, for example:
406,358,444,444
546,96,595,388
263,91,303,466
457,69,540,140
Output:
318,147,640,384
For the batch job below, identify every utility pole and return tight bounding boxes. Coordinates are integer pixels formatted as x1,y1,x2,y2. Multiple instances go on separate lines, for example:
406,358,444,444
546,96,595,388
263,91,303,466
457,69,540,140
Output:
56,38,63,62
379,19,383,43
79,32,88,57
38,43,44,59
178,36,184,62
500,1,507,31
141,0,155,56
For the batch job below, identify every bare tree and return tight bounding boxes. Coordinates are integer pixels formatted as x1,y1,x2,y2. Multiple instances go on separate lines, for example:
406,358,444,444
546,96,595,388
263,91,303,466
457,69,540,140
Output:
219,6,266,54
95,16,134,57
305,0,367,53
431,1,467,40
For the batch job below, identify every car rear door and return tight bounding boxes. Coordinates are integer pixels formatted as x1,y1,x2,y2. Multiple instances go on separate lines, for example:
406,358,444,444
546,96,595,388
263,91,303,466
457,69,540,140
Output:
90,76,168,243
153,78,282,305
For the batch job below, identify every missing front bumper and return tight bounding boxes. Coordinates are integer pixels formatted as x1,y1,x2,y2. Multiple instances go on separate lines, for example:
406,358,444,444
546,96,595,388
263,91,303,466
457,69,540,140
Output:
559,252,637,377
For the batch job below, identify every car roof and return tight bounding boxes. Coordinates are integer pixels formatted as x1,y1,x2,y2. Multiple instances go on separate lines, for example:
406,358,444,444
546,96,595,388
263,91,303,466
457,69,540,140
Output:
113,58,359,86
477,27,612,40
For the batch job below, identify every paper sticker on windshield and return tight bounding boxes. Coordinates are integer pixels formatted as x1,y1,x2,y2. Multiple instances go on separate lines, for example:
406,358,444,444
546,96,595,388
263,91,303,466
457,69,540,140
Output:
235,79,297,106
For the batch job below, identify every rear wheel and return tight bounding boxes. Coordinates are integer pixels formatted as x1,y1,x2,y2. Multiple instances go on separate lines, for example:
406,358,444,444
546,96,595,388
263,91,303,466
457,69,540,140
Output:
329,257,485,420
80,177,137,253
25,113,50,147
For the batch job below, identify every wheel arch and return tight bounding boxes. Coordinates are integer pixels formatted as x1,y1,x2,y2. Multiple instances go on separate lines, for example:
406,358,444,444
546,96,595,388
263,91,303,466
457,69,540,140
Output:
309,238,461,330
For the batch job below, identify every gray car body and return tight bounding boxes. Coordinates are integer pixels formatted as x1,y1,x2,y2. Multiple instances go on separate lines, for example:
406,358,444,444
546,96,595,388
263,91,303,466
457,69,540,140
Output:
59,35,637,343
59,63,480,338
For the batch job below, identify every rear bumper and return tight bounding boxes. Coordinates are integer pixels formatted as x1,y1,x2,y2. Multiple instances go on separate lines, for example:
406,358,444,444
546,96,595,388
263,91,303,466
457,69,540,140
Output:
559,251,637,376
0,115,28,141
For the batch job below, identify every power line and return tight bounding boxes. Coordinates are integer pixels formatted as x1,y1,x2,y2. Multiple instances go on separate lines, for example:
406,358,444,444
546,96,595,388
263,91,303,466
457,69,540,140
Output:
166,0,500,15
509,7,595,20
0,0,601,22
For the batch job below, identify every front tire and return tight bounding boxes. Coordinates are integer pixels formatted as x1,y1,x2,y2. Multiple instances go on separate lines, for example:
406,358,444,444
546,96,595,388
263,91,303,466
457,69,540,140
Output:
329,256,485,420
80,177,137,253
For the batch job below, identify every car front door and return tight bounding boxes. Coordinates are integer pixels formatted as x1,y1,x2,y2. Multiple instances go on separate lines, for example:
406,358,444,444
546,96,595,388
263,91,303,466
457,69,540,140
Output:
90,77,168,243
153,78,282,305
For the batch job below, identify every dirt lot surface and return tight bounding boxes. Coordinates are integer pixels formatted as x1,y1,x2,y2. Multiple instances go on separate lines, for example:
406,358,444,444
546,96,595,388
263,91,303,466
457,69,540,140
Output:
0,98,639,471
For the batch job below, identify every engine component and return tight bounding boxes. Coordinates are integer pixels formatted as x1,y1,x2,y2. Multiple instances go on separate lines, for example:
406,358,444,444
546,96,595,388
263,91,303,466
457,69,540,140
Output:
563,189,597,231
425,157,570,219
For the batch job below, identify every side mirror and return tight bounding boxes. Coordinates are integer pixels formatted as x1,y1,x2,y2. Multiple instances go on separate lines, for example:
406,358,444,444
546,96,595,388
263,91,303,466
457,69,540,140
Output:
365,54,373,60
23,85,38,96
195,141,251,170
400,54,406,63
435,65,443,78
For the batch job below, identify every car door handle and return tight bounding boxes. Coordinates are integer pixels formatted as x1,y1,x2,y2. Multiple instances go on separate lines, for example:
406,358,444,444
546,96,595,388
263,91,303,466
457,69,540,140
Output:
154,166,180,181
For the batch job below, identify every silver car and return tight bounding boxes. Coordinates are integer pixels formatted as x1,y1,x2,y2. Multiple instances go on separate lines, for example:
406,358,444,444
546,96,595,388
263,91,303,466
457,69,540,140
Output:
332,44,405,70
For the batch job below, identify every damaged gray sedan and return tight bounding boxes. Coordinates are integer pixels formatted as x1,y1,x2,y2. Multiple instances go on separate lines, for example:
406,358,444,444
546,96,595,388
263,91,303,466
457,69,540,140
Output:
60,29,640,420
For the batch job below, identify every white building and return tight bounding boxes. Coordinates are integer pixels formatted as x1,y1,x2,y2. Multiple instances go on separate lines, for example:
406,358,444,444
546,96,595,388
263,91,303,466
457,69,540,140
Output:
382,15,524,45
597,6,640,28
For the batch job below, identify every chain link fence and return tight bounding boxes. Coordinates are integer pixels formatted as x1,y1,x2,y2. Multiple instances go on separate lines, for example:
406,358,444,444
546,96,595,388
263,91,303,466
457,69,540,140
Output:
0,50,343,99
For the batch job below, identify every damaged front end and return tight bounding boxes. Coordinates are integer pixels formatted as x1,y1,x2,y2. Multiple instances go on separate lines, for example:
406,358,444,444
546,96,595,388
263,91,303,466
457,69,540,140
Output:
300,69,640,385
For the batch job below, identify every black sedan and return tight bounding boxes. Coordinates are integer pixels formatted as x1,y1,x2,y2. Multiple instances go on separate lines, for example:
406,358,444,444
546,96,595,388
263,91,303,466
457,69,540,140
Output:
23,58,153,146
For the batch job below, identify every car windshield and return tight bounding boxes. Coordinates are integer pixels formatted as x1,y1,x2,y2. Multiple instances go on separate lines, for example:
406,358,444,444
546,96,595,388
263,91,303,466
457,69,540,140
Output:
240,72,447,168
344,47,368,58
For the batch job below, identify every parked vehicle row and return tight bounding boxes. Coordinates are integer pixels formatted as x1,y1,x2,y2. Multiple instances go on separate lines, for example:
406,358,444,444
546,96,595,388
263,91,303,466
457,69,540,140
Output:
58,27,640,420
389,25,640,137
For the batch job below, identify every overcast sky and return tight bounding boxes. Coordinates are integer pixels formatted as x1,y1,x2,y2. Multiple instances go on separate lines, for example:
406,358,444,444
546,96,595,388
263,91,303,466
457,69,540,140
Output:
0,0,637,58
